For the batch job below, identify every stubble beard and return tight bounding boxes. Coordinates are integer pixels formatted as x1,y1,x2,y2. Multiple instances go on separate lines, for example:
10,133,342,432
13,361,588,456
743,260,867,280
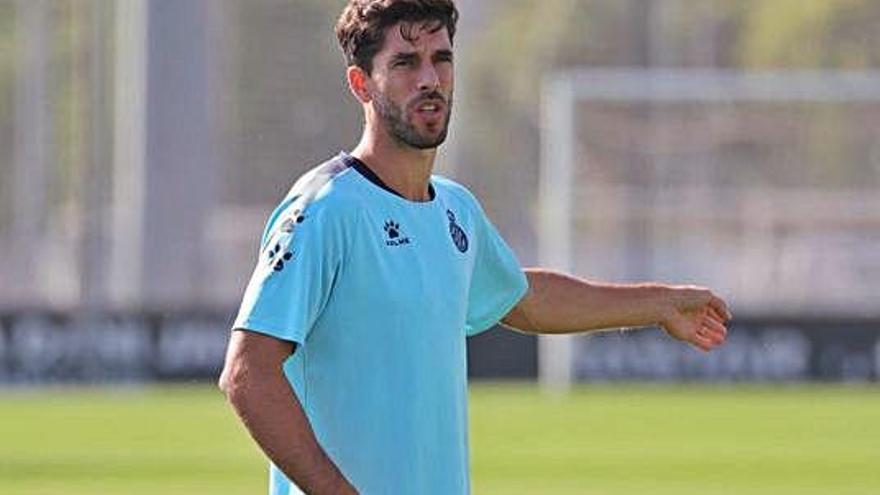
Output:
373,91,453,150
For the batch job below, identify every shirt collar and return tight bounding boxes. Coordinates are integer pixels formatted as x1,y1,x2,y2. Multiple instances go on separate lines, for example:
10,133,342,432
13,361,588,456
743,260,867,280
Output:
341,152,436,201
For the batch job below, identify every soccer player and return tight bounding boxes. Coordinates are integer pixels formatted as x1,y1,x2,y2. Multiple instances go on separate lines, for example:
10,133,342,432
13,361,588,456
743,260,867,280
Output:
219,1,731,494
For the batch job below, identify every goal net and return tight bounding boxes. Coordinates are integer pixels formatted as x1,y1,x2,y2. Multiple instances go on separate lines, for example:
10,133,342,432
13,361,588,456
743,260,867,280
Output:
538,69,880,390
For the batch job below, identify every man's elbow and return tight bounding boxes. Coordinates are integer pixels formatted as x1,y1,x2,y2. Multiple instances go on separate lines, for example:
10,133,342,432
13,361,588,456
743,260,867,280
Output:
218,360,250,407
218,366,232,396
218,331,294,406
500,304,539,333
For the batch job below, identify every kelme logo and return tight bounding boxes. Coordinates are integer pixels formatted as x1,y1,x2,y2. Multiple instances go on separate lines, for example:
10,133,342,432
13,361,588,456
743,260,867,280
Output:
384,219,411,247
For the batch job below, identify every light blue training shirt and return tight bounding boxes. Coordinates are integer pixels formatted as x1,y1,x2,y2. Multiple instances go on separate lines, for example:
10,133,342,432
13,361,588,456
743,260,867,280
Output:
233,153,528,494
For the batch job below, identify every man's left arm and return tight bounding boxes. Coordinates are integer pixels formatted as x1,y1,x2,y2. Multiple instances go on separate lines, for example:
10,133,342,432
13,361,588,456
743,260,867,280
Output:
501,268,732,352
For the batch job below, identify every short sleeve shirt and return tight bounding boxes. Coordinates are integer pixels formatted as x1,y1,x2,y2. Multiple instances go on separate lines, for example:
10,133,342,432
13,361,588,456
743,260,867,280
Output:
233,153,528,495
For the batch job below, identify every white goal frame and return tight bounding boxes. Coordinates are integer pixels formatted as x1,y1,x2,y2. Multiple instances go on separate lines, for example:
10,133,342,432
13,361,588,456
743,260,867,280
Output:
537,69,880,392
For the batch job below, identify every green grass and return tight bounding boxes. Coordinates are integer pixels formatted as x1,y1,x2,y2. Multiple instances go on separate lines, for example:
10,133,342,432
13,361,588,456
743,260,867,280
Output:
470,384,880,495
1,383,878,494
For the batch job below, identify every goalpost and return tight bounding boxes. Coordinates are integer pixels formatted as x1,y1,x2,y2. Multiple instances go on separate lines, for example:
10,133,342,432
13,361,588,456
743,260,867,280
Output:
537,69,880,392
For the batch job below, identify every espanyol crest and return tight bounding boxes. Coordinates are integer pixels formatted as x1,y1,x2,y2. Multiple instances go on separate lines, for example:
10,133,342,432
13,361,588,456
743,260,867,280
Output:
447,209,469,253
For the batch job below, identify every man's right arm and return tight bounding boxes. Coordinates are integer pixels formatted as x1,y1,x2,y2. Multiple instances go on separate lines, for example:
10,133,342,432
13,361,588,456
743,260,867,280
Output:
218,330,357,494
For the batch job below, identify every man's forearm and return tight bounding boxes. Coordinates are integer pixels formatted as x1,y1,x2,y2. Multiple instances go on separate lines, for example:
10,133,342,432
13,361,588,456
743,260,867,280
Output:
221,366,355,494
502,268,677,334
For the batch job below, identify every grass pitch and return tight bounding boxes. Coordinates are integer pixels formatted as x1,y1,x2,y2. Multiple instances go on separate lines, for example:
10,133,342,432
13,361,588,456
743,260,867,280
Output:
0,383,877,494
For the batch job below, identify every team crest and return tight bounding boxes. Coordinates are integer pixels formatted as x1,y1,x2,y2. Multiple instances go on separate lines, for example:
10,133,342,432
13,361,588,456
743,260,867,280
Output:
447,210,468,253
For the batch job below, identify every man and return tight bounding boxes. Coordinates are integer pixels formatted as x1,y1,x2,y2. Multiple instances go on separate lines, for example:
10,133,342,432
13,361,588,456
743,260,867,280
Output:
219,1,731,494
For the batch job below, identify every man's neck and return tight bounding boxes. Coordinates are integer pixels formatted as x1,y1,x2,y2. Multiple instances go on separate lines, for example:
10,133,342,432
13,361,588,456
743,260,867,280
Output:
350,133,436,202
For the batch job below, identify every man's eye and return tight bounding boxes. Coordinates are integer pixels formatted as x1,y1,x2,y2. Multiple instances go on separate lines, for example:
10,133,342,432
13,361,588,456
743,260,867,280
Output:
393,59,413,68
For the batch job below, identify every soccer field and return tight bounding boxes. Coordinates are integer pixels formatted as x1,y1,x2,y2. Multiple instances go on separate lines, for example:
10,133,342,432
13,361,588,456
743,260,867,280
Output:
1,384,877,495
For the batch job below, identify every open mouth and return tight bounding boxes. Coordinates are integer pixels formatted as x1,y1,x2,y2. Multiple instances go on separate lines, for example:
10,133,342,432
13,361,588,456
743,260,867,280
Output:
413,99,445,116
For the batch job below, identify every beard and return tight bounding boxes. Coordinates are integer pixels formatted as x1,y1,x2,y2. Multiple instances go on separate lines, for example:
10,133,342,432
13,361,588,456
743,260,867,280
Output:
373,90,453,150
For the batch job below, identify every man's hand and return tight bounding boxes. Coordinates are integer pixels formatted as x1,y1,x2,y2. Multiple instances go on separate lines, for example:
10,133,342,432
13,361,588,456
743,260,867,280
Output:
659,287,732,352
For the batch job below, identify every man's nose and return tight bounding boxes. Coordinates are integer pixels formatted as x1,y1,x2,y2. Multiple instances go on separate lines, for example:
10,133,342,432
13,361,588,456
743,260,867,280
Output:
416,63,440,92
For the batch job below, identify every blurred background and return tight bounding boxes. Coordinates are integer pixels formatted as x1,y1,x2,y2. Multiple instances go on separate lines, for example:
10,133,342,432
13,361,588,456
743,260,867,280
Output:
1,1,879,494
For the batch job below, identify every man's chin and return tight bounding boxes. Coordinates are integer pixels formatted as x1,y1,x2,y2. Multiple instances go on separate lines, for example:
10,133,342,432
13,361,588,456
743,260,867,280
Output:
410,133,448,150
396,127,448,150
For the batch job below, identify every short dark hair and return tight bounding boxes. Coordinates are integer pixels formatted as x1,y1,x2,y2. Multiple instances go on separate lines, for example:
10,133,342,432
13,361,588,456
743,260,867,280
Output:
335,0,459,74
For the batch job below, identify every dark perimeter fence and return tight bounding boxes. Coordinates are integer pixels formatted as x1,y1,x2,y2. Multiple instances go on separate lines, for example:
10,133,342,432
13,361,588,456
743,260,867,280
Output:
0,311,878,384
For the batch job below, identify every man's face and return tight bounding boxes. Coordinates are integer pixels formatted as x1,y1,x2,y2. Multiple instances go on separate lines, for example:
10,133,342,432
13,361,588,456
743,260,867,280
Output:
366,22,454,150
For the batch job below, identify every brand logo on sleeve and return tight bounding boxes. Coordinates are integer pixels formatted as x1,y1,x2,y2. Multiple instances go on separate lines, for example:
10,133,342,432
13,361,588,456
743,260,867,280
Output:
383,219,411,247
280,211,306,233
267,243,294,272
447,210,468,253
264,210,306,272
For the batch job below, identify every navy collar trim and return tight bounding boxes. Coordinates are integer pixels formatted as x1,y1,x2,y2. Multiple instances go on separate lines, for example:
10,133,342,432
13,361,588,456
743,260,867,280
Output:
341,153,435,200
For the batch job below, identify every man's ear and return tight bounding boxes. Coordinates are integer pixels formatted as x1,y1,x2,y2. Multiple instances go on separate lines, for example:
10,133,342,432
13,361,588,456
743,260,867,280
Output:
347,65,372,104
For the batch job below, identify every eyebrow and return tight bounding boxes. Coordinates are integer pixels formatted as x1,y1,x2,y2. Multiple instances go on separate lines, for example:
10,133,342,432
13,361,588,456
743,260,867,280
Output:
434,49,453,60
389,49,453,66
389,52,418,65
